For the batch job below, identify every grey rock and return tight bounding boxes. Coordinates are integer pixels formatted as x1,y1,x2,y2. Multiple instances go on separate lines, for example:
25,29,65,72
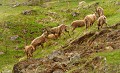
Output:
12,3,20,8
10,35,19,41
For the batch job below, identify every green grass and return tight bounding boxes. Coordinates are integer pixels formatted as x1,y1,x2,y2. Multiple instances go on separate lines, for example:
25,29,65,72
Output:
108,13,120,25
0,49,24,72
0,6,30,20
0,0,120,72
0,0,27,5
96,49,120,64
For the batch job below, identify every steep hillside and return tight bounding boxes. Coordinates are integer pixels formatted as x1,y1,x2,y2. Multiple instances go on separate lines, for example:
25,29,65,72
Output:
0,0,120,72
13,23,120,73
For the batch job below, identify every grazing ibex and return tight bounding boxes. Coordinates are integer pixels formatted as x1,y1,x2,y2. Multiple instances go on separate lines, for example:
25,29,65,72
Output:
46,24,70,37
31,31,48,49
24,32,48,59
71,20,85,32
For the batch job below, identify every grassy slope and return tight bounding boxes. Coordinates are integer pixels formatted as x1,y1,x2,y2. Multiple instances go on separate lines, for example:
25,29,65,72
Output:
96,49,120,64
0,0,120,72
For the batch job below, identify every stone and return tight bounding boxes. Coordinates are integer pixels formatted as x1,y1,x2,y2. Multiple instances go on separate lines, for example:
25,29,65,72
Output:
22,10,37,15
78,1,86,7
71,12,79,17
10,35,19,41
12,3,20,8
105,46,113,51
0,51,4,55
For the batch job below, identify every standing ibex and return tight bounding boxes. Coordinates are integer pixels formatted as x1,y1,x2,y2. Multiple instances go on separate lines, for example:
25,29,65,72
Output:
84,13,97,29
96,7,104,17
24,45,35,59
97,15,107,30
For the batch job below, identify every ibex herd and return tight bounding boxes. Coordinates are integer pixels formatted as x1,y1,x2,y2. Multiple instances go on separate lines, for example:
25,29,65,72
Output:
24,6,107,59
71,6,107,31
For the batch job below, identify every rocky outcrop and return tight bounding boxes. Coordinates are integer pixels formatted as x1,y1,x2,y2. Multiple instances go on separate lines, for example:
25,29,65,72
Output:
13,23,120,73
